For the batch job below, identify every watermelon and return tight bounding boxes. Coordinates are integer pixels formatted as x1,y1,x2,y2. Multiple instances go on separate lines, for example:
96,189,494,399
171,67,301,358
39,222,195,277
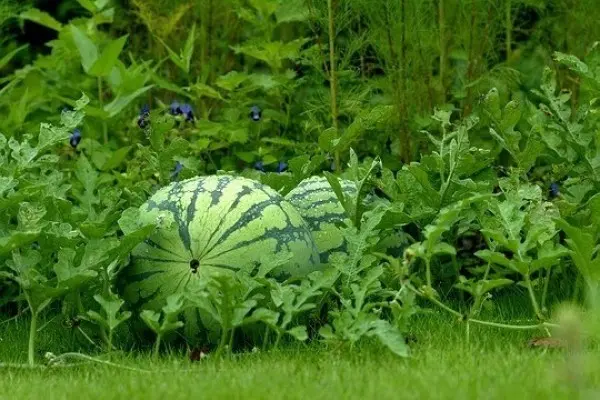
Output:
284,176,357,263
119,174,321,316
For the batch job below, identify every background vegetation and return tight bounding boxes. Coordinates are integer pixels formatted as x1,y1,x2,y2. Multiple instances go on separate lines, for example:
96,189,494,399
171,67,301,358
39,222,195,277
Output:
3,0,600,372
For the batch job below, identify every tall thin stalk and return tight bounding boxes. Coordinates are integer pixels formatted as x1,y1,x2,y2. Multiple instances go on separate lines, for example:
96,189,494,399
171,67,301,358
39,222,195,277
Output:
438,0,447,102
505,0,512,60
398,0,410,163
28,311,37,366
464,0,477,116
327,0,340,171
98,77,108,144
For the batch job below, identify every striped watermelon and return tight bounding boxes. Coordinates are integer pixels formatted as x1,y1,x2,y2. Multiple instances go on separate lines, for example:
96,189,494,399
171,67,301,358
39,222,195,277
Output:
119,175,321,317
284,176,357,263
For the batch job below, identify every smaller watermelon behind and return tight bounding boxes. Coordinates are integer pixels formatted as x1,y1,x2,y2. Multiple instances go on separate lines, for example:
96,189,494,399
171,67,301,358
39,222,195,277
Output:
118,175,321,341
284,176,357,263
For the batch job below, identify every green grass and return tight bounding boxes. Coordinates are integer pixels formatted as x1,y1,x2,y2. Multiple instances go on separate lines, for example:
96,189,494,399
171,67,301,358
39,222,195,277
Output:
2,307,600,400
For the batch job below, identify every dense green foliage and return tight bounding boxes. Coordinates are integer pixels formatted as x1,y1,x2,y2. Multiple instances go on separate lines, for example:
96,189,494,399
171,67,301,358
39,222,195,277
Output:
2,0,600,369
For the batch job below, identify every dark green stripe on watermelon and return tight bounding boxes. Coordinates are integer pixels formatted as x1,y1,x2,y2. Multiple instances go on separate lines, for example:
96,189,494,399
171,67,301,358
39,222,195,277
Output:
118,175,321,324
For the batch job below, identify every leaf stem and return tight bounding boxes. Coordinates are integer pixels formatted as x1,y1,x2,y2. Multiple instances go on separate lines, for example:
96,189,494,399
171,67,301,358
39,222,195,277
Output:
153,335,162,357
28,311,37,366
524,273,544,320
98,77,108,144
406,283,557,331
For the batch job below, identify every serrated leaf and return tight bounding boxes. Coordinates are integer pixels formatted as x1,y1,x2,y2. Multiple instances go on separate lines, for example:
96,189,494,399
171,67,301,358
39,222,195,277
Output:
368,319,409,357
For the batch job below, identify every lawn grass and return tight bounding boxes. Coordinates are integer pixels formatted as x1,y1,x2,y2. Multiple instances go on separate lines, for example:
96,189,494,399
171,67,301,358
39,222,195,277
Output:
2,304,600,400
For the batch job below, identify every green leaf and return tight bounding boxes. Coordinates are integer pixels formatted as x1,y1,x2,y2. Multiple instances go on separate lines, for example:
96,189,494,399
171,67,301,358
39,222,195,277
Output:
140,310,161,332
0,232,40,257
70,25,98,73
76,0,97,13
368,320,409,357
89,35,128,77
319,128,337,152
17,203,46,232
483,88,501,121
103,85,154,118
87,292,131,331
431,242,456,256
553,52,593,79
245,308,280,327
475,250,514,270
101,146,131,171
0,45,28,71
555,218,600,292
182,23,196,74
287,326,308,341
188,82,222,100
500,100,521,133
20,9,63,31
275,0,309,23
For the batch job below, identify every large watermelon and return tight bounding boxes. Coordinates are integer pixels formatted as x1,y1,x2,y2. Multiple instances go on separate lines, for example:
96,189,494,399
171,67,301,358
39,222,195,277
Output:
284,176,357,263
119,174,321,316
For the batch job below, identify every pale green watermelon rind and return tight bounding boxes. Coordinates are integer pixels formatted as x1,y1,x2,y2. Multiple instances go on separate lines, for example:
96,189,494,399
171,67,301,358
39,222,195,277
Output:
284,176,357,263
119,175,321,314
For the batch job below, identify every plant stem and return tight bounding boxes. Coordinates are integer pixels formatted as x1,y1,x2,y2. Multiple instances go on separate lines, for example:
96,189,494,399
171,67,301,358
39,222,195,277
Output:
229,327,235,352
98,77,108,144
108,329,113,353
438,0,447,101
469,318,558,331
28,311,37,366
406,283,558,331
262,325,270,351
505,0,512,60
541,266,552,313
524,273,544,320
154,335,162,357
215,328,229,358
327,0,340,171
425,259,433,290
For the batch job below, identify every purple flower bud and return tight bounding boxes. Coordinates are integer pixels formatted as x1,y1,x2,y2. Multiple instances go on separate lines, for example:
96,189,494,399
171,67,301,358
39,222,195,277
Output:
180,103,194,122
276,161,288,173
549,182,560,198
254,161,265,172
140,104,150,116
138,105,150,129
170,101,182,115
171,161,183,180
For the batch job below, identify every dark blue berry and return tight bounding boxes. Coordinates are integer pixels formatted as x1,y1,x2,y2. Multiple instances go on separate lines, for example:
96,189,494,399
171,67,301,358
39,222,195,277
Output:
70,129,82,148
249,105,262,122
